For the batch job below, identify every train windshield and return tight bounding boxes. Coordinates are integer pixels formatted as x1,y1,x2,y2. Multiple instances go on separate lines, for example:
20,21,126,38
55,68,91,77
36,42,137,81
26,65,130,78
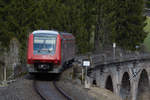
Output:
33,35,57,55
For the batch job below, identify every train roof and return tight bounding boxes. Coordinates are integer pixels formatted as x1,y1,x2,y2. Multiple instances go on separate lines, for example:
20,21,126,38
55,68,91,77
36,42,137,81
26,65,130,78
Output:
32,30,73,36
33,30,59,35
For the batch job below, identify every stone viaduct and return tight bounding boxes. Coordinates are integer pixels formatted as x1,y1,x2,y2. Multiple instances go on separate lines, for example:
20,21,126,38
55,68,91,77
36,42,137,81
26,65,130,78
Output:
80,52,150,100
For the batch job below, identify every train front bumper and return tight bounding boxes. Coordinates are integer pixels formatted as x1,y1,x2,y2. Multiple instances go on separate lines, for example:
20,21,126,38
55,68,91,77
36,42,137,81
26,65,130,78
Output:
28,65,61,74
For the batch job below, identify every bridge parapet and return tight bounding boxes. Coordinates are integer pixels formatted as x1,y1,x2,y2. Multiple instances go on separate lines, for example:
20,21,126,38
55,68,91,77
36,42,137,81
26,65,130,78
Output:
75,52,150,68
92,53,150,66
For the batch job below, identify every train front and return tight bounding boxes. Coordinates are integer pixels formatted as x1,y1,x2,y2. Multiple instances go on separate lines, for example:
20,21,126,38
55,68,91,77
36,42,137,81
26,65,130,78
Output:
27,30,61,74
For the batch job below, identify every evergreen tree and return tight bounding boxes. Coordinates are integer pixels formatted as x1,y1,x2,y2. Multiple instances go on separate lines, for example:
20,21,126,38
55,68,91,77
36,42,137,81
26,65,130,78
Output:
52,0,95,53
94,0,117,49
94,0,147,50
112,0,146,50
0,0,12,48
0,0,41,63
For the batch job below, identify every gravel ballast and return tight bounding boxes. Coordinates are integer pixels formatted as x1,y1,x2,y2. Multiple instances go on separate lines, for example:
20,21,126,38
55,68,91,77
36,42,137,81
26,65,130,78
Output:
0,73,122,100
0,77,41,100
56,80,122,100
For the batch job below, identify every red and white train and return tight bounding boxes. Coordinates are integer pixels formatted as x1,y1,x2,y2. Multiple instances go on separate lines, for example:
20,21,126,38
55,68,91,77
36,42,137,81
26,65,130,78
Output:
27,30,75,74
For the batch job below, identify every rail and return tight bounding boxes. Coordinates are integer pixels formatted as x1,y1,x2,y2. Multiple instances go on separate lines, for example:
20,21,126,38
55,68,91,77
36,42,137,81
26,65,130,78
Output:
34,80,73,100
53,81,73,100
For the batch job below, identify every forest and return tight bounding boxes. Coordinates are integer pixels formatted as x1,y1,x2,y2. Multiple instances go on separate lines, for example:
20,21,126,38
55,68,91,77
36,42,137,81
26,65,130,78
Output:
0,0,148,64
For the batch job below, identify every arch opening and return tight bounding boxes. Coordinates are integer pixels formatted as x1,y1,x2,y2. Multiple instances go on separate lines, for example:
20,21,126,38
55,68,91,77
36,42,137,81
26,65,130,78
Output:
120,72,131,100
105,75,113,92
137,69,150,100
92,79,97,86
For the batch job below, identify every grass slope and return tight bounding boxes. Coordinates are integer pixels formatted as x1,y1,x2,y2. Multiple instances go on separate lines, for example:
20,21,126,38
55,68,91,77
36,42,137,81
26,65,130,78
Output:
144,16,150,51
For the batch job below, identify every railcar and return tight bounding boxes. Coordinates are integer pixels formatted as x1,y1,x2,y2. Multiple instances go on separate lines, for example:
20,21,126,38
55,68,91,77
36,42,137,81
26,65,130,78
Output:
27,30,75,74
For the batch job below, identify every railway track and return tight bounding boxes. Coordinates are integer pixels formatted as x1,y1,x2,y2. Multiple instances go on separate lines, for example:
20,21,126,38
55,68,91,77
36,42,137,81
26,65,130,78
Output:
34,80,73,100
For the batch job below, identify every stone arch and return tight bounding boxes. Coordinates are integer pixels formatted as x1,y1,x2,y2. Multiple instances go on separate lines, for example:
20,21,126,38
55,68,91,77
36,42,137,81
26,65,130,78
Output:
120,72,131,100
92,79,97,86
137,69,150,100
105,75,114,92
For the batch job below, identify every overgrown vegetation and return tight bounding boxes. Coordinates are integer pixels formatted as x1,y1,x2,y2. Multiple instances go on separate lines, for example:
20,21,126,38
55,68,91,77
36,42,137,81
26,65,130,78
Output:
0,0,148,64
